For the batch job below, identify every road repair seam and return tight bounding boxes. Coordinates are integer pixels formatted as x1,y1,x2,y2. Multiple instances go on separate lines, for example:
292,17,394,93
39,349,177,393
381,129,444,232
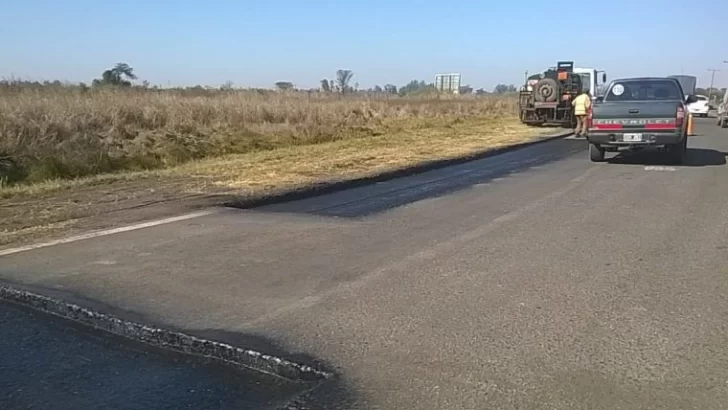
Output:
0,285,333,382
0,209,222,257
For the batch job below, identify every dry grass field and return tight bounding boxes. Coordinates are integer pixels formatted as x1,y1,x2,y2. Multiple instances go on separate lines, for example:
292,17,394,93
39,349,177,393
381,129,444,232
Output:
0,86,550,245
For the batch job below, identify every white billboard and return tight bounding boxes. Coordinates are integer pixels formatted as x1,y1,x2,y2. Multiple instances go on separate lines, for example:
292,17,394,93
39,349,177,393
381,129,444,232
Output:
435,73,461,94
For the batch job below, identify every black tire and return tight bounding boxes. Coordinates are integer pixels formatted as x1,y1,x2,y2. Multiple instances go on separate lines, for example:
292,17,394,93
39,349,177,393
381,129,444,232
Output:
667,137,687,165
721,117,728,128
533,78,559,103
589,143,605,162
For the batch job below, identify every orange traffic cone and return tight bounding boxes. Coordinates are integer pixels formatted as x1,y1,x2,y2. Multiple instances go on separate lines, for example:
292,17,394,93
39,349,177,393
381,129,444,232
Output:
687,113,694,136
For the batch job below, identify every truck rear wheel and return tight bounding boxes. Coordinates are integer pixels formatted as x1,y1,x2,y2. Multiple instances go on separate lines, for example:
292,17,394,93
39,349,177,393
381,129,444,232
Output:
589,143,605,162
667,137,687,164
533,78,559,103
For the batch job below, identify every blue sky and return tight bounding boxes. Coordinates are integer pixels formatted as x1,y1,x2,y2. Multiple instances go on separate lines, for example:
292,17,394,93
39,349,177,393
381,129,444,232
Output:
1,0,726,90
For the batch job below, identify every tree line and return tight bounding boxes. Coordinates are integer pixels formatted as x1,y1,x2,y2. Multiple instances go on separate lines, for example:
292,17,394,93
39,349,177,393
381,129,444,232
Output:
279,70,518,96
696,88,727,105
2,63,521,96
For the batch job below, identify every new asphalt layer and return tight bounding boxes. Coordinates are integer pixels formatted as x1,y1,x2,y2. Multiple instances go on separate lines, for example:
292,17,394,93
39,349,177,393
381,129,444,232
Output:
2,118,728,409
0,300,312,410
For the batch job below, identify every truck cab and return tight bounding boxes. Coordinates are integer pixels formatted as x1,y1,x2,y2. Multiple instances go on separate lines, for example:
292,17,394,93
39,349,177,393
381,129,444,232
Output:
573,67,608,100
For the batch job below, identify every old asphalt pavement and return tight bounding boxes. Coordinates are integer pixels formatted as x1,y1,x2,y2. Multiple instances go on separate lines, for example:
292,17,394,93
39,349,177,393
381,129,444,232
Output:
2,118,728,409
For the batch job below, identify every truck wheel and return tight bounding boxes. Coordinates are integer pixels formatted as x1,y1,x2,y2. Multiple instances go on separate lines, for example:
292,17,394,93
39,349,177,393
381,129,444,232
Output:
533,78,559,102
589,143,605,162
721,117,728,128
667,138,686,164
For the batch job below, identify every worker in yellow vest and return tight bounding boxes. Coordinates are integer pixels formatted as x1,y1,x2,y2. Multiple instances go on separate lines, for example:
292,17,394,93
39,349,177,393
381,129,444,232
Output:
572,90,592,137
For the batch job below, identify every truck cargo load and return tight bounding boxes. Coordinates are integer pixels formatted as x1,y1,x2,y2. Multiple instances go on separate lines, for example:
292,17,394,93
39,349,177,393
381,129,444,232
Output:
667,75,697,95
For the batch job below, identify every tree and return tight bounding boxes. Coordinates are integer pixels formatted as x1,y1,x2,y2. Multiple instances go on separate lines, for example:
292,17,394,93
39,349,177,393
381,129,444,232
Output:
220,80,234,90
336,69,354,94
384,84,398,94
92,62,138,87
320,79,332,92
459,85,473,94
373,85,383,93
398,80,435,96
696,87,726,105
275,81,294,91
493,84,516,94
399,80,421,95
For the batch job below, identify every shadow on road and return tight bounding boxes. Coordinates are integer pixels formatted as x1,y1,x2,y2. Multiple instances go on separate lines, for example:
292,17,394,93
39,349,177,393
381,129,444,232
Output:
246,138,585,218
195,329,360,409
608,148,727,167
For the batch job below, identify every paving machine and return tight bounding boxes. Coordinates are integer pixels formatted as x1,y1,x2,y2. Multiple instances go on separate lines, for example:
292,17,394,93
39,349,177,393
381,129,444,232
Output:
519,61,584,127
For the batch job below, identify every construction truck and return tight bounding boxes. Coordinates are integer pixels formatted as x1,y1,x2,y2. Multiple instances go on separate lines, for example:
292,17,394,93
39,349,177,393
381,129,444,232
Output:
519,62,607,127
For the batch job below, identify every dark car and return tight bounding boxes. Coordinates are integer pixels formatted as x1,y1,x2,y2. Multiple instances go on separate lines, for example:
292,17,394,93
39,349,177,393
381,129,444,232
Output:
587,77,698,164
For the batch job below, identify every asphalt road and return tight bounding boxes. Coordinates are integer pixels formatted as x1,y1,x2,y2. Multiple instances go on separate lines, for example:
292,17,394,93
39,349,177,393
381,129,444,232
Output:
2,118,728,409
0,300,310,410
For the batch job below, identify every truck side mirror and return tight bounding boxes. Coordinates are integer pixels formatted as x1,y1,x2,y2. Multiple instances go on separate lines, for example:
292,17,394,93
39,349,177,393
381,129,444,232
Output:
602,73,607,83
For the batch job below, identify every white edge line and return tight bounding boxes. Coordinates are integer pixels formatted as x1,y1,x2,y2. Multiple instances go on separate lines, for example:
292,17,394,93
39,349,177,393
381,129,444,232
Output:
0,209,221,257
644,166,677,171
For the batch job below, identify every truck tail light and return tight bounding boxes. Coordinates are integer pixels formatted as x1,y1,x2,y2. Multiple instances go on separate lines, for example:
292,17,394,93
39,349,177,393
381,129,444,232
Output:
676,106,685,127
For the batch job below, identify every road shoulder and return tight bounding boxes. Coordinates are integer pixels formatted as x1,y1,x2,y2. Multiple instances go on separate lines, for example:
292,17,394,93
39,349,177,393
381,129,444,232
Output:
1,124,571,248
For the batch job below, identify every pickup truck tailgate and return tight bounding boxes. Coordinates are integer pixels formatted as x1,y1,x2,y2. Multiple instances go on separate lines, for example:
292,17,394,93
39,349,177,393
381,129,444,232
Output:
591,101,680,131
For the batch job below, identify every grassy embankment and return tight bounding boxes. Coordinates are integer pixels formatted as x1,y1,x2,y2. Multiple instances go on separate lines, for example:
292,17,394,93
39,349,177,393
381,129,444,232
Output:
0,87,545,244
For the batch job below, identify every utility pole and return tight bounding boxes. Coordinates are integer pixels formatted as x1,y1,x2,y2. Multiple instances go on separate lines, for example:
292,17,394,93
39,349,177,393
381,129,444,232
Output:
707,68,722,102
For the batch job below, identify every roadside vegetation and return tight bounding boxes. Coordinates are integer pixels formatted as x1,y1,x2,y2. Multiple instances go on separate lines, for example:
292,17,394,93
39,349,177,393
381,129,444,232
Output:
0,86,522,185
0,63,545,244
0,64,529,186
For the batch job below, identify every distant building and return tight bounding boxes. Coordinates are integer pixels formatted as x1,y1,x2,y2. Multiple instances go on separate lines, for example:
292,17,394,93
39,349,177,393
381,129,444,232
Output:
435,73,461,94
